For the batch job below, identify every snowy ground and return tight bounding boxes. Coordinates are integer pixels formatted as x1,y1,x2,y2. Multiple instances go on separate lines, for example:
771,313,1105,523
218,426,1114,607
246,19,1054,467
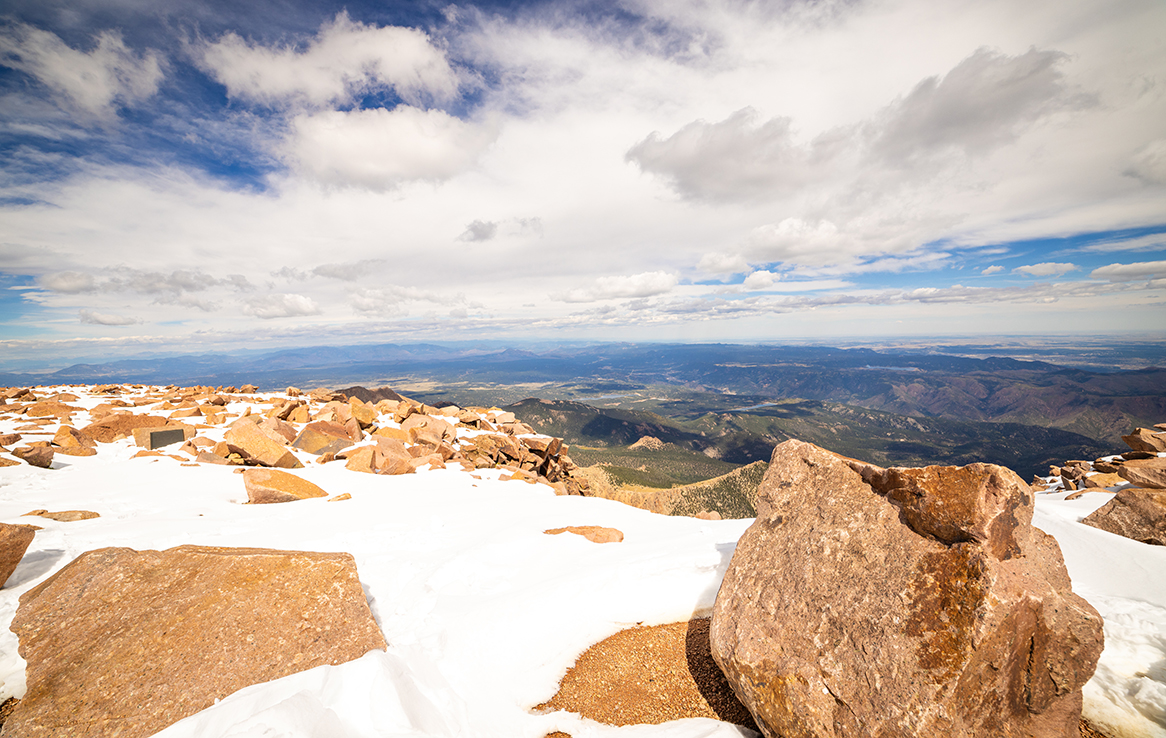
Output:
0,387,1164,738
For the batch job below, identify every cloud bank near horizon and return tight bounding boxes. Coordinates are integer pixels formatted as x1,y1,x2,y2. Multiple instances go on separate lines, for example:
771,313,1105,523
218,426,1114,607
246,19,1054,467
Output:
0,0,1163,363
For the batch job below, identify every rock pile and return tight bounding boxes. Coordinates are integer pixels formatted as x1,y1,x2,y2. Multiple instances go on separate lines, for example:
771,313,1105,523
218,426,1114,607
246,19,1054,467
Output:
1036,423,1166,546
711,439,1103,738
0,383,587,496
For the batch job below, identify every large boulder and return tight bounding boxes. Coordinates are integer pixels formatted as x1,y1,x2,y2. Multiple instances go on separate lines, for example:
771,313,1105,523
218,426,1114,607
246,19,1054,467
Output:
224,418,302,468
4,545,387,738
1,523,36,588
242,468,329,504
1121,428,1166,453
711,440,1103,738
1082,487,1166,545
1117,457,1166,489
81,413,169,443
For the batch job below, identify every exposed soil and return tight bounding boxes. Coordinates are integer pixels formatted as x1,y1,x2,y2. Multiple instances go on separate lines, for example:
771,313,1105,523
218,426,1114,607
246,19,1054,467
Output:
535,618,758,733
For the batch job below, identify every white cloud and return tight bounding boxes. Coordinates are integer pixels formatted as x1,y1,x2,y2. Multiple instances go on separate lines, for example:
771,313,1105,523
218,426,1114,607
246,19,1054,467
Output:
1013,262,1077,277
872,47,1078,161
1090,261,1166,282
78,309,137,325
39,271,96,293
1081,233,1166,253
742,270,781,290
312,260,386,281
457,220,498,242
242,293,321,319
553,271,679,303
981,265,1004,275
1126,139,1166,184
200,13,458,109
287,106,496,189
697,252,748,276
0,24,162,119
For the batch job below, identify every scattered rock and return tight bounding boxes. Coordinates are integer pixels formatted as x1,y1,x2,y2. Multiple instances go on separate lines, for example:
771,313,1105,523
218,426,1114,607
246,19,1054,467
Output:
4,545,387,738
711,440,1103,738
242,468,329,504
544,526,624,544
22,509,100,522
1082,487,1166,545
224,419,303,469
1117,457,1166,489
1121,428,1166,453
292,421,354,455
12,446,53,469
81,413,170,443
1,523,36,588
52,426,95,449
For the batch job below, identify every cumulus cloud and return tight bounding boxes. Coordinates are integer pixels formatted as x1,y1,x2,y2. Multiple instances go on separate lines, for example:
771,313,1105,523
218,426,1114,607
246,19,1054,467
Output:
1090,261,1166,282
242,293,321,319
39,271,96,293
553,271,678,303
697,252,748,276
457,220,498,242
287,106,495,189
0,24,162,119
1013,262,1077,277
78,309,137,325
200,12,458,109
627,48,1079,203
981,265,1005,275
872,47,1077,162
626,107,848,201
742,270,781,290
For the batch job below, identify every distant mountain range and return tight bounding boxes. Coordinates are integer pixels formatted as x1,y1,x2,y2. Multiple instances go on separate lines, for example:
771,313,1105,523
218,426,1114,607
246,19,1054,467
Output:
4,341,1160,478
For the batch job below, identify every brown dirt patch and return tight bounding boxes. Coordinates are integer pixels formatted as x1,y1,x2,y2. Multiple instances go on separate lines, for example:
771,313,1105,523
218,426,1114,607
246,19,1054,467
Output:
535,618,758,732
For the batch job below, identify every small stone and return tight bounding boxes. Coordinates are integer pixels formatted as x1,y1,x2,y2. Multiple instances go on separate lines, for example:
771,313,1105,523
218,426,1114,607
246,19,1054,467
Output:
243,469,329,504
13,446,53,469
52,426,95,449
1083,472,1125,489
544,526,624,544
23,510,100,522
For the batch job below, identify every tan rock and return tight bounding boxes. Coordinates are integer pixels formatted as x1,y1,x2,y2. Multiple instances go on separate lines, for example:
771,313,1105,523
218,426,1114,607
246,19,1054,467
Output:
23,509,99,522
13,446,53,469
52,426,96,449
25,400,77,419
0,457,20,467
195,451,229,465
243,469,329,504
372,426,409,442
292,421,354,455
544,526,624,544
1083,472,1125,489
1118,457,1166,489
4,545,386,738
343,445,378,474
53,446,97,457
0,432,21,446
258,416,297,444
287,404,311,424
1122,427,1166,453
224,419,302,468
1,523,36,588
328,493,352,502
711,440,1102,738
82,414,170,443
349,400,377,429
1082,487,1166,545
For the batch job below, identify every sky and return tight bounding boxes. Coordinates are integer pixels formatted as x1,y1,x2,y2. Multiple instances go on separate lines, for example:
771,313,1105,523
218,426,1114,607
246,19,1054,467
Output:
0,0,1164,368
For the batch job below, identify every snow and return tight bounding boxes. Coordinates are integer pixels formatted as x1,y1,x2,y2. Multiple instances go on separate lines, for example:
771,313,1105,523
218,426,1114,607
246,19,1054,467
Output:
1,386,1164,738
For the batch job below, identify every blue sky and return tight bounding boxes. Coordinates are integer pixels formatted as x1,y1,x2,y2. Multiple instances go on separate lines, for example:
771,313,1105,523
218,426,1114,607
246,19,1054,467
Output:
1,0,1164,367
